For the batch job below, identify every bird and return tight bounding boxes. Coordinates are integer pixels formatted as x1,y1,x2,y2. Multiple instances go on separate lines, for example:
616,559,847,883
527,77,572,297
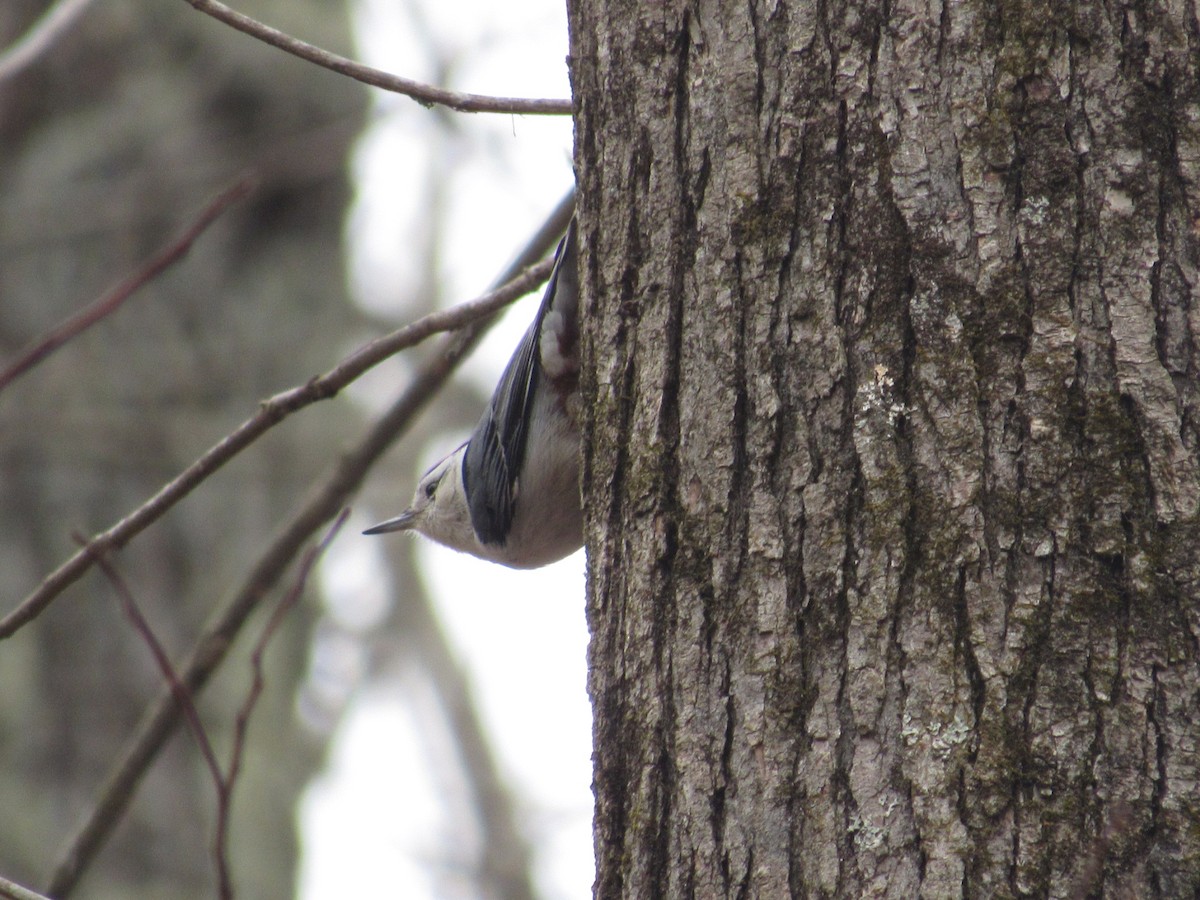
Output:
363,220,582,568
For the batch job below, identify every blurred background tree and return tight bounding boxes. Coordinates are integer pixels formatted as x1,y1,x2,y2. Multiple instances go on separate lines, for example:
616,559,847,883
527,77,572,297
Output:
0,0,366,895
0,1,582,898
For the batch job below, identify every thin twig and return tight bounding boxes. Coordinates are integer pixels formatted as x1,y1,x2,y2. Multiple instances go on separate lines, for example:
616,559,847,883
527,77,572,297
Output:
81,512,346,900
0,179,255,396
43,192,575,898
45,337,469,899
82,537,225,787
80,538,232,896
0,0,97,82
0,874,53,900
213,509,349,899
0,257,555,640
183,0,572,115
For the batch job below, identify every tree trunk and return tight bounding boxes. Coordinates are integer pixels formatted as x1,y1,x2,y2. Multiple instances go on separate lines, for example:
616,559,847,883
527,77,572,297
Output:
569,0,1200,896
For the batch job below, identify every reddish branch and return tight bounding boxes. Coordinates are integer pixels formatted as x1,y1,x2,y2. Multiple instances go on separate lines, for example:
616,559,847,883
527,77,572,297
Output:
183,0,572,115
41,193,575,898
80,540,231,895
0,257,555,641
45,332,475,899
214,509,349,898
0,179,254,396
79,512,347,900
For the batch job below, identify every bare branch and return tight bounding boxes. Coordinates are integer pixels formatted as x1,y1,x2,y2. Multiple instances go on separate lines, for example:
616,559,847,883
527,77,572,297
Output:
0,179,254,397
0,874,54,900
78,512,346,900
0,257,555,640
0,0,96,82
214,509,349,900
45,339,465,899
83,539,225,787
81,539,233,897
183,0,572,115
43,194,575,898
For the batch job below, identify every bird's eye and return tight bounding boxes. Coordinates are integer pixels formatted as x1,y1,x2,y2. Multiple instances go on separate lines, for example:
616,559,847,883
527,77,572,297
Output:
424,479,439,500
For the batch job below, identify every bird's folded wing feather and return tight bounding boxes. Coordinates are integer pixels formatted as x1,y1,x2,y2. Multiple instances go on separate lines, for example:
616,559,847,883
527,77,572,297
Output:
464,222,578,546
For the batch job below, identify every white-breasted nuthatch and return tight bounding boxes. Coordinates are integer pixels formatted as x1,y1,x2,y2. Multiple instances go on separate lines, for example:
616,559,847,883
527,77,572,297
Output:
364,220,582,568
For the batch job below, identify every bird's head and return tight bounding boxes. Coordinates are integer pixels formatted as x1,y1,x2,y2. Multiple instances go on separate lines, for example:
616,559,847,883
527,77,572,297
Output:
363,443,480,556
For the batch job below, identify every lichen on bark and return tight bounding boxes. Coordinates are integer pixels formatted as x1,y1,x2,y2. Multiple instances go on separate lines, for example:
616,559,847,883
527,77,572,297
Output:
571,0,1200,896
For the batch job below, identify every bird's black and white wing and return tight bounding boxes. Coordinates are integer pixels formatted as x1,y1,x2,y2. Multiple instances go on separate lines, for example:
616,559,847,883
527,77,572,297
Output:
462,220,579,547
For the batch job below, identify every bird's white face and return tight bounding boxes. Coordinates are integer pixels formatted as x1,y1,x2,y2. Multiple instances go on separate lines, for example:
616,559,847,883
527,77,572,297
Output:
410,453,455,514
396,446,481,556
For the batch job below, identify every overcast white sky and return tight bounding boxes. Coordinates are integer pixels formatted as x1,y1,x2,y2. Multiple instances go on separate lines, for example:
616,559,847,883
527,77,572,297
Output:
298,1,588,897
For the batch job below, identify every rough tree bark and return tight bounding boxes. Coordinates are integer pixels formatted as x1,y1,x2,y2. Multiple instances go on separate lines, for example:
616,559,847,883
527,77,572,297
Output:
569,0,1200,896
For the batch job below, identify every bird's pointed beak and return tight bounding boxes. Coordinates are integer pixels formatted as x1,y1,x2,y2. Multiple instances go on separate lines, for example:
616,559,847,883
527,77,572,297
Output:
362,509,418,535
